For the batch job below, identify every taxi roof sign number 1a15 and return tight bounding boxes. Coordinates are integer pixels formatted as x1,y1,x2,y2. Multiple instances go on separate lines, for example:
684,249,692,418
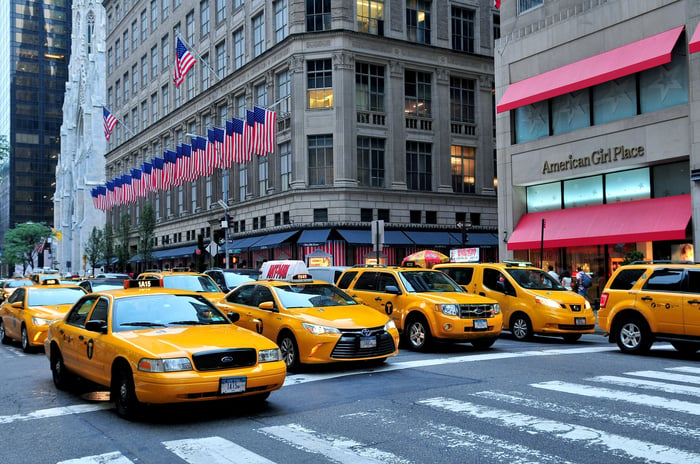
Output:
450,248,480,263
260,260,313,281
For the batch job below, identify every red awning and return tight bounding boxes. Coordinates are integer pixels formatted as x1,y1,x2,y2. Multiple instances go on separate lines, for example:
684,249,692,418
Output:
497,26,684,113
507,195,691,250
690,21,700,54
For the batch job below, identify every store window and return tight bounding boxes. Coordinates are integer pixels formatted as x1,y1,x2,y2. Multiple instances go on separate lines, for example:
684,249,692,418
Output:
552,90,590,135
605,168,650,203
357,0,384,35
307,59,333,108
527,181,561,213
563,176,603,209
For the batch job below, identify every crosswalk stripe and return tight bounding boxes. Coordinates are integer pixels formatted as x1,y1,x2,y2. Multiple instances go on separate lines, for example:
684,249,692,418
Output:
531,381,700,416
418,397,700,464
591,375,700,396
624,370,700,385
260,424,410,464
669,366,700,375
163,436,276,464
0,404,112,425
57,451,133,464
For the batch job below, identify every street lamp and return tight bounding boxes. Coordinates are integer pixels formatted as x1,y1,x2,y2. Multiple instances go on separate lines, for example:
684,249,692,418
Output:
186,133,230,269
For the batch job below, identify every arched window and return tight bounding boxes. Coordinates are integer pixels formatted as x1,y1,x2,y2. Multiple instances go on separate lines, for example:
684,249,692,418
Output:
87,12,95,54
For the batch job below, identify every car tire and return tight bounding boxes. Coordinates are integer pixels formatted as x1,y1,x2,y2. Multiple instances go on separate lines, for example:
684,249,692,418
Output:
21,325,33,353
278,332,300,372
112,366,141,420
561,334,582,343
471,337,497,350
671,341,700,354
404,316,431,352
0,320,10,345
615,316,652,354
510,314,533,341
50,348,74,391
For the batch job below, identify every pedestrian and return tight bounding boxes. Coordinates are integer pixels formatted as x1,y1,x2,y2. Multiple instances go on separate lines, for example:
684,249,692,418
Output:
547,265,559,282
576,266,592,298
560,270,572,290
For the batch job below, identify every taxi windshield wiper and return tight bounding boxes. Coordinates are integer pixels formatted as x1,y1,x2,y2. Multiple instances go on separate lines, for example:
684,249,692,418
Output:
119,321,166,327
168,320,206,325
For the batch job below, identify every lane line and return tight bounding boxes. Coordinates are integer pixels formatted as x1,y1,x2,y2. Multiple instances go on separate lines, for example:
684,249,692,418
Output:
531,381,700,416
261,424,410,464
591,375,700,397
163,436,276,464
419,397,700,464
57,451,133,464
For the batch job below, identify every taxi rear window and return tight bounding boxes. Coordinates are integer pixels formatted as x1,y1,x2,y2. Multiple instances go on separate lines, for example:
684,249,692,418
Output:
162,275,221,293
608,268,646,290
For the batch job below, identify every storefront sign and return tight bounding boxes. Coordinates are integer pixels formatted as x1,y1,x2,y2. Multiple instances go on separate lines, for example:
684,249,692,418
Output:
542,145,644,175
450,248,479,263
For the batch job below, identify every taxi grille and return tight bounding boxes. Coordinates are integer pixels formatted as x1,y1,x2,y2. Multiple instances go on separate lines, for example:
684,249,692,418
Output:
330,327,395,359
192,348,257,371
558,324,595,331
459,304,497,319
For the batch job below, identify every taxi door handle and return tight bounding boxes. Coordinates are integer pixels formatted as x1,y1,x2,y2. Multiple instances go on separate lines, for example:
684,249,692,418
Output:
641,296,653,301
374,297,383,301
78,335,85,341
688,299,700,305
479,292,486,296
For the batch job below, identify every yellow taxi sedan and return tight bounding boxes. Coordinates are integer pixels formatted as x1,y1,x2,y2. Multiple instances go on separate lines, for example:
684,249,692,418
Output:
0,278,35,303
0,280,87,352
137,268,225,304
216,260,400,371
44,280,286,419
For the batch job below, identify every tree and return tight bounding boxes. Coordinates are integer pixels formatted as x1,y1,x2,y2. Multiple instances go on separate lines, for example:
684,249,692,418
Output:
0,135,9,166
116,213,132,272
104,222,115,271
84,227,104,276
138,204,155,270
621,250,645,266
2,222,53,274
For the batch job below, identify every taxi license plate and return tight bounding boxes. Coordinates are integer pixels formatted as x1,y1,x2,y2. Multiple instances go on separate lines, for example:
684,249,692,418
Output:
220,376,246,395
473,319,488,330
360,336,377,349
575,317,586,326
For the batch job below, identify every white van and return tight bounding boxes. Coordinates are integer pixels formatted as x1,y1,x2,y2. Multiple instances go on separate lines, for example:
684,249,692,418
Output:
307,266,349,285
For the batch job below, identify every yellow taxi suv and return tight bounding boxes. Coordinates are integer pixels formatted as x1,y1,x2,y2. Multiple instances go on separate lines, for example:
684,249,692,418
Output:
215,260,400,371
137,268,225,304
433,261,594,342
0,279,87,352
598,261,700,355
0,278,35,303
336,265,503,351
44,279,286,420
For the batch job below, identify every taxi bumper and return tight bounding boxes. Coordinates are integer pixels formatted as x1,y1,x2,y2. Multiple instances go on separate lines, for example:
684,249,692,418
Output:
430,313,503,340
298,329,400,364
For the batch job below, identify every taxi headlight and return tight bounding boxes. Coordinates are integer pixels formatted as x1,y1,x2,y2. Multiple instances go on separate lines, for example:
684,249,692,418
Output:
535,296,561,309
584,299,592,310
31,317,53,326
437,304,460,316
493,303,501,314
384,319,397,331
138,357,193,372
259,349,282,363
301,322,341,335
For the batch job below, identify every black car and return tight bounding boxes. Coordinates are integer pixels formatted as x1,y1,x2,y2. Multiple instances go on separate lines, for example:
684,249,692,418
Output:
204,268,260,292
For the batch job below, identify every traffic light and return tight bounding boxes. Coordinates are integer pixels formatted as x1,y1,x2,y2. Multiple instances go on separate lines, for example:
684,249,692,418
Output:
231,256,238,265
462,228,468,245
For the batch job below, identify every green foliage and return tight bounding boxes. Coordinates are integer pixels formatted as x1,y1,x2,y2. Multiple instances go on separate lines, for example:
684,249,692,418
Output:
196,234,205,272
84,227,104,275
138,204,156,268
621,250,645,266
2,222,53,273
104,222,115,270
116,213,131,272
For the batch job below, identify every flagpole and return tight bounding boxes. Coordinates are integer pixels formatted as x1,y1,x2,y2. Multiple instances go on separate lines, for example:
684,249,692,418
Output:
177,35,220,82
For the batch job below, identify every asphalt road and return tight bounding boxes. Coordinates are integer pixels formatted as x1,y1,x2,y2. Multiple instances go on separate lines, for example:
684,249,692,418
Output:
1,333,699,464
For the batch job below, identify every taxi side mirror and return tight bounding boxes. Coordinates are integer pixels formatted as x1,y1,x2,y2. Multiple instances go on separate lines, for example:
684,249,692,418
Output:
227,312,240,323
258,301,277,312
11,301,23,309
384,285,401,295
85,320,107,334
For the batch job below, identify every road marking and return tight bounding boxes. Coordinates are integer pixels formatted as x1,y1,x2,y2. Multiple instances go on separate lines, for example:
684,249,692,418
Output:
418,396,700,464
57,451,133,464
164,436,276,464
283,345,618,386
531,381,700,416
261,424,410,464
0,404,111,425
591,375,700,397
624,370,700,385
669,366,700,375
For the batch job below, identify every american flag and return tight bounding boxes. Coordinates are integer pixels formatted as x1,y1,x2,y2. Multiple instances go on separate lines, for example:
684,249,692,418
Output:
224,121,235,167
211,127,226,167
142,162,154,193
253,106,276,155
231,118,246,163
152,157,165,191
192,137,207,177
174,37,196,87
131,169,145,198
103,107,118,140
245,110,256,160
494,0,500,8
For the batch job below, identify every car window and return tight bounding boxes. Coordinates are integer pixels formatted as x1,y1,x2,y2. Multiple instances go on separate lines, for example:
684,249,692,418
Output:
273,283,358,308
483,268,513,294
8,288,24,304
66,296,99,327
685,269,700,293
642,268,684,292
507,269,563,290
162,275,221,292
224,272,258,288
27,288,86,306
88,298,110,323
440,267,474,286
399,271,462,293
226,285,257,306
608,268,646,290
253,286,276,308
353,272,378,291
336,271,358,289
376,272,399,292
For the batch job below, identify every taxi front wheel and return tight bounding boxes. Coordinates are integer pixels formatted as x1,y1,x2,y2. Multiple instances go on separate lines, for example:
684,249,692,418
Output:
404,316,431,351
510,314,533,341
21,325,33,353
113,366,142,420
0,321,9,345
278,332,300,372
51,349,74,391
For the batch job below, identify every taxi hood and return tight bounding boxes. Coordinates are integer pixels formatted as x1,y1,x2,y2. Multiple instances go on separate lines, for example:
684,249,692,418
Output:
115,324,278,357
290,305,390,329
409,291,498,305
31,303,75,320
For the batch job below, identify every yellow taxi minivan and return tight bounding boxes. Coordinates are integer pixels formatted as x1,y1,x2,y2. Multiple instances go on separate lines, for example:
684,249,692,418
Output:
434,261,595,342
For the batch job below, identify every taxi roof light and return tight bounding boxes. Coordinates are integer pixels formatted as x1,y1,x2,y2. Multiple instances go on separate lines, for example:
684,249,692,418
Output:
124,279,163,289
503,260,533,267
260,260,315,282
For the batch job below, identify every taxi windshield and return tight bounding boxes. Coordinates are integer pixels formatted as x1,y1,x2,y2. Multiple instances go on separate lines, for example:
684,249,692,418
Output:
273,283,358,308
112,294,230,332
398,271,463,293
27,287,85,306
162,275,222,293
506,269,565,290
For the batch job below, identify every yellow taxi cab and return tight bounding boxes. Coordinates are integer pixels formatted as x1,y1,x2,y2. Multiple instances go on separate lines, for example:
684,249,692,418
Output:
0,278,35,303
434,261,594,342
30,269,62,284
598,261,700,354
137,268,225,304
215,260,400,371
44,279,286,419
0,279,87,352
336,265,503,351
